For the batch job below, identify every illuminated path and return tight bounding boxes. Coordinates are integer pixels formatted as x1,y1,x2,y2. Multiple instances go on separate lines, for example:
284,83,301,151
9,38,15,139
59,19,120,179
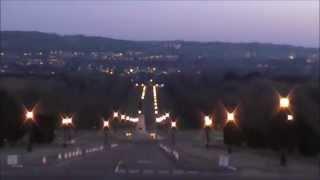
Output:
1,137,309,180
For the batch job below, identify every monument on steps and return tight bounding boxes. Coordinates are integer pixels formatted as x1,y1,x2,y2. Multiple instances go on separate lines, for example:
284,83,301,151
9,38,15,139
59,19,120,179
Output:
136,114,146,133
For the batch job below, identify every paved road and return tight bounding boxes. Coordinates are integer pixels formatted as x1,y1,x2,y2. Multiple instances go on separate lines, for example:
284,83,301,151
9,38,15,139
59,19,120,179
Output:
2,136,316,180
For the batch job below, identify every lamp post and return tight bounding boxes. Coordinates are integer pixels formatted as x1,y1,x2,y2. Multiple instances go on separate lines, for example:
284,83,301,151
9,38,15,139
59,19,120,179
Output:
25,110,35,152
62,117,72,148
224,111,235,154
170,121,177,147
103,120,110,145
113,111,119,119
204,116,213,149
279,96,290,167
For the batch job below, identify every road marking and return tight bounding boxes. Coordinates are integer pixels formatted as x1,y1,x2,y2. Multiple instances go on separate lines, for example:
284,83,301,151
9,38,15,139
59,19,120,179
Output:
143,169,154,174
114,161,122,173
111,144,118,148
226,166,237,171
172,150,179,160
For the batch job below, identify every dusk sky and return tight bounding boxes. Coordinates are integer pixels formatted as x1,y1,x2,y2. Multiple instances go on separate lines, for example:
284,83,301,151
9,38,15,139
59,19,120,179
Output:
1,1,319,48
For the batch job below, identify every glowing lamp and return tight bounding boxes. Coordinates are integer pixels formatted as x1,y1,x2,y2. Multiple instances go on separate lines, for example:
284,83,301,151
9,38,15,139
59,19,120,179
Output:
113,112,119,118
287,115,293,121
204,116,212,127
25,111,34,121
150,133,156,139
280,97,290,108
62,117,72,126
103,120,109,128
171,121,177,128
227,112,235,122
156,117,162,123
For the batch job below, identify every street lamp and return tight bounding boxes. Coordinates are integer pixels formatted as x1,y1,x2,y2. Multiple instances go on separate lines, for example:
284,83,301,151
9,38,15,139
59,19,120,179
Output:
227,112,235,122
170,120,177,146
103,120,110,145
62,116,72,148
280,97,290,109
103,120,109,129
204,115,213,149
171,121,177,128
25,110,35,152
113,112,119,118
278,96,291,166
25,111,34,121
224,111,236,154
